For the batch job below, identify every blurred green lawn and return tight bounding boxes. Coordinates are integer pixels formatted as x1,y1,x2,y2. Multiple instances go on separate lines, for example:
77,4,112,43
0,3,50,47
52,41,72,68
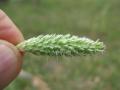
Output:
0,0,120,90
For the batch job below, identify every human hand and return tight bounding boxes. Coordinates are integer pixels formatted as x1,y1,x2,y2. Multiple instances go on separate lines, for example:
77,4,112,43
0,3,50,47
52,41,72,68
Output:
0,10,24,89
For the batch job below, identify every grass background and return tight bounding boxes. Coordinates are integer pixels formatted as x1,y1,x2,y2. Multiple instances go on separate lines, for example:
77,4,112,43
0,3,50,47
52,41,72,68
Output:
0,0,120,90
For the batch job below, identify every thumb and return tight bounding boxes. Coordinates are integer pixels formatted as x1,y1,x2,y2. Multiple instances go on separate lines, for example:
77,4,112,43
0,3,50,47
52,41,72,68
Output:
0,40,22,89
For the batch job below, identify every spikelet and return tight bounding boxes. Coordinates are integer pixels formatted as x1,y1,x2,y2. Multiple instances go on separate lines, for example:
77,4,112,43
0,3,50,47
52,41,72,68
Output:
17,34,105,56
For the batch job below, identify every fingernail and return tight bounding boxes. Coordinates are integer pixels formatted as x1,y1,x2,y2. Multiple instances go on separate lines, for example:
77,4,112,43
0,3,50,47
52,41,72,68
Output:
0,44,18,88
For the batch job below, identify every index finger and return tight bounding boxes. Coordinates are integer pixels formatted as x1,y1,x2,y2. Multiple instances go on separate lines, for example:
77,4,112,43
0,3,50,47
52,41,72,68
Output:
0,10,24,45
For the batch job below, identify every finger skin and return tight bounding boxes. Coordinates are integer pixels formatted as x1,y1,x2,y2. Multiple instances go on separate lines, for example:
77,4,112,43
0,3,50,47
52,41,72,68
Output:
0,9,24,45
0,40,22,89
0,9,24,89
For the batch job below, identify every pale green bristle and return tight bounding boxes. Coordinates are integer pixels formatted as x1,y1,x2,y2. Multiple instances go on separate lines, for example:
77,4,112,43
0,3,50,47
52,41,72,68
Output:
17,34,105,56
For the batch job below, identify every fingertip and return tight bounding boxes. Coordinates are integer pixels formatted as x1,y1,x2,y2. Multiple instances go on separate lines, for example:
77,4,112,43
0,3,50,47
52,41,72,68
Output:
0,40,23,89
0,40,23,61
0,9,24,45
0,9,6,19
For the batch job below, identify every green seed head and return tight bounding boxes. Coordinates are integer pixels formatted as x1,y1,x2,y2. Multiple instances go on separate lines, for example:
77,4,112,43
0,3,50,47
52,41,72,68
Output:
17,34,105,56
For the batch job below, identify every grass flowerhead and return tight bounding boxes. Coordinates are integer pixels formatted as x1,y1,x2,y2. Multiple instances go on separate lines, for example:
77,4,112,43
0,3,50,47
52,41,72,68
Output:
17,34,105,56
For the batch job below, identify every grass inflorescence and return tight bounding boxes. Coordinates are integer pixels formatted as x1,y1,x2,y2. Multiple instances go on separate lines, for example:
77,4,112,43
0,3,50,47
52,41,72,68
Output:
17,34,105,56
